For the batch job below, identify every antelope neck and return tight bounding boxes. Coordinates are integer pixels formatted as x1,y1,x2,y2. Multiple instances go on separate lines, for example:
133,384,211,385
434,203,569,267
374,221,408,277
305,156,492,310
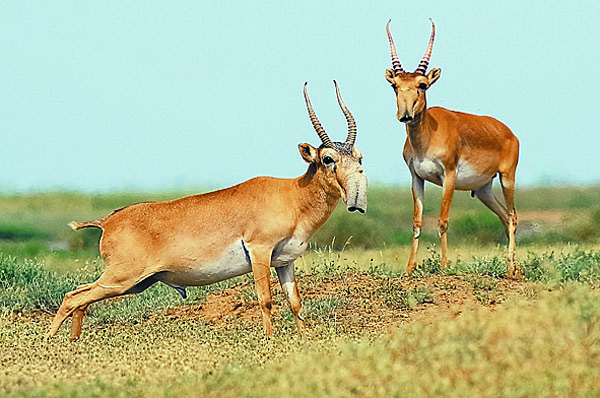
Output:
405,107,433,155
295,164,340,230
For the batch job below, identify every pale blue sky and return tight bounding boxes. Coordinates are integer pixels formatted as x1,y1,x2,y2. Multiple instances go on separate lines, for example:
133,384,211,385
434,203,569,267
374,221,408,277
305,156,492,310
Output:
1,1,598,192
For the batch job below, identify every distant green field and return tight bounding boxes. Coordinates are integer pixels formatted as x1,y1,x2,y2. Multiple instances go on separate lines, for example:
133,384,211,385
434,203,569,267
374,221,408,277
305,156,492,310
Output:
0,185,598,263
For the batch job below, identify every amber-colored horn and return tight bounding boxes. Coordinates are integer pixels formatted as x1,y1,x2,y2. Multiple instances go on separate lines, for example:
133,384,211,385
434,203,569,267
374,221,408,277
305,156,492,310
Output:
415,19,436,75
303,83,333,148
333,81,357,146
386,20,404,75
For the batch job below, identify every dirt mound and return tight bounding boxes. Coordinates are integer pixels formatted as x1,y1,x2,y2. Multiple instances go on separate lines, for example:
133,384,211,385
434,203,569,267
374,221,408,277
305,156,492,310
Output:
164,271,524,333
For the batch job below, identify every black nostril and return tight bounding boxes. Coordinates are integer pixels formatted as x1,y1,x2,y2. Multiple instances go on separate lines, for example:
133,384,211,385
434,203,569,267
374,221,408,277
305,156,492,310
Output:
348,207,365,214
399,116,413,123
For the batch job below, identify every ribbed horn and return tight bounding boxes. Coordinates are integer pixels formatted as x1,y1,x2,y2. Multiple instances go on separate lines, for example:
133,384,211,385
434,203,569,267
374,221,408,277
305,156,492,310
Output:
333,80,357,146
415,19,436,75
386,19,404,74
303,82,333,148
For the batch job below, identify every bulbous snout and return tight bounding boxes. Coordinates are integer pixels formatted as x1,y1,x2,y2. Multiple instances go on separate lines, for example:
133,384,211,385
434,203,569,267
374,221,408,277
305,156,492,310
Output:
344,173,368,214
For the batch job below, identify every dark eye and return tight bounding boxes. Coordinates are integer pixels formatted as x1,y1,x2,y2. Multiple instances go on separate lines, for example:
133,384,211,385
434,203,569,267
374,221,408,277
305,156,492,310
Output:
359,158,363,165
323,156,335,166
418,83,428,90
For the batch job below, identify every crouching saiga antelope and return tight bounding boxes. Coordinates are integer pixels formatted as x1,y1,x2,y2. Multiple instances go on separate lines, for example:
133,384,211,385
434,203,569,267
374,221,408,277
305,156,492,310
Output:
49,81,367,340
385,20,521,278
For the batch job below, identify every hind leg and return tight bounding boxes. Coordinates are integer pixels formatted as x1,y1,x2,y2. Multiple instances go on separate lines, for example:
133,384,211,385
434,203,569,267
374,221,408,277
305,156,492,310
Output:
49,280,129,337
67,276,158,341
69,283,93,341
474,180,510,233
500,171,520,279
49,267,149,337
50,282,94,337
70,304,89,341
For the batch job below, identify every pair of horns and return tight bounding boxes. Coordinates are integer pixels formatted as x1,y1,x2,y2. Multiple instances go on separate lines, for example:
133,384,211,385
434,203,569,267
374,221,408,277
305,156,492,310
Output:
386,19,436,76
303,81,357,148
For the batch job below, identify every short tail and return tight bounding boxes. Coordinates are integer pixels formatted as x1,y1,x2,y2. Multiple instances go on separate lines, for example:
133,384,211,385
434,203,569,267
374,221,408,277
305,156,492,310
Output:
68,220,103,231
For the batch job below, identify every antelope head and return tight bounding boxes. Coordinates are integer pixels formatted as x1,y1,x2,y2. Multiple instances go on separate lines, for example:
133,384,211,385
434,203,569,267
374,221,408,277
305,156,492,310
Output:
300,81,367,213
385,19,442,123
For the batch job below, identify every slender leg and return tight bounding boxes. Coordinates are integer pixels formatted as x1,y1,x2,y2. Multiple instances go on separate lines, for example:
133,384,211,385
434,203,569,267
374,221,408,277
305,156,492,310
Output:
500,172,520,278
439,169,457,268
70,283,91,341
70,307,85,341
67,276,159,341
474,179,510,232
248,245,274,336
275,262,306,337
406,171,425,274
49,271,139,337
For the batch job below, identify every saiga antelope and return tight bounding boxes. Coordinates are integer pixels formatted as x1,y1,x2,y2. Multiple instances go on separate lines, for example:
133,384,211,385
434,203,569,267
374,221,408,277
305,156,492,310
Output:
49,81,367,340
385,20,520,278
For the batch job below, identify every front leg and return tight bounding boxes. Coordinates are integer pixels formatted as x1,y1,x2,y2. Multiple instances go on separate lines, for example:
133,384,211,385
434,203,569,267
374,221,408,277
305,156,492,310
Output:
439,168,457,267
275,263,306,337
247,244,274,336
407,171,425,274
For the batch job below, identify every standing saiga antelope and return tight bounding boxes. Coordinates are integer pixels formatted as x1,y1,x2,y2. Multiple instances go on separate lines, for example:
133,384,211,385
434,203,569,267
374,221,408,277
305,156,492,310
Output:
49,81,367,340
385,20,521,278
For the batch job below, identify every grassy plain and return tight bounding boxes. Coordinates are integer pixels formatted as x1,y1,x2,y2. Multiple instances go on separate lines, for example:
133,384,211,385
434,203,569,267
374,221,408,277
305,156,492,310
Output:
1,186,600,397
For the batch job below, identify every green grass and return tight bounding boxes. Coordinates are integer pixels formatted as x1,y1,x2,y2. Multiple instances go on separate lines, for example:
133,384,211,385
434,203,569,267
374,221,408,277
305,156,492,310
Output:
521,249,600,284
301,296,350,320
0,253,90,312
395,247,600,284
377,281,433,310
466,275,498,291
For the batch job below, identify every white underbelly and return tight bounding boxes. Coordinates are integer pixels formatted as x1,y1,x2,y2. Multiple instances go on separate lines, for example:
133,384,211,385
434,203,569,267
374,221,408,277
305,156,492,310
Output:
413,158,444,186
412,158,494,190
455,160,494,190
155,236,308,287
156,240,252,287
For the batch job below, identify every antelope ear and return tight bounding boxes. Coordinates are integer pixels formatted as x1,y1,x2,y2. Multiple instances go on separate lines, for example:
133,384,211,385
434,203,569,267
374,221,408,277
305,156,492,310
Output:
385,69,396,84
298,143,318,163
427,68,441,86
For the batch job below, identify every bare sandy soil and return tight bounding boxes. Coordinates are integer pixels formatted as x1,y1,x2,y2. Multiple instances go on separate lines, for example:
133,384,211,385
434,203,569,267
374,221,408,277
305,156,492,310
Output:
160,272,524,334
